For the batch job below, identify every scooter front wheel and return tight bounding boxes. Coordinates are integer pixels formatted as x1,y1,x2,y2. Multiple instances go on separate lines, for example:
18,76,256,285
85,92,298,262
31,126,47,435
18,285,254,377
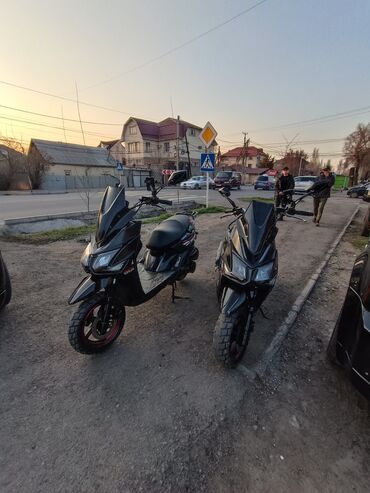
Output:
68,293,125,354
213,312,253,368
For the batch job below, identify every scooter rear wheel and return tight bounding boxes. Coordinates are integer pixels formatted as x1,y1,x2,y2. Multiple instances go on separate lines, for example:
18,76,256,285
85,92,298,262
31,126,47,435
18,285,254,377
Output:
68,293,125,354
213,312,253,368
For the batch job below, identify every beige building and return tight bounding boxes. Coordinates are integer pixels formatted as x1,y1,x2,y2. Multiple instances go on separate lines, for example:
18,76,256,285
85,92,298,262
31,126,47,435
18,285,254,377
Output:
121,117,217,172
28,139,119,190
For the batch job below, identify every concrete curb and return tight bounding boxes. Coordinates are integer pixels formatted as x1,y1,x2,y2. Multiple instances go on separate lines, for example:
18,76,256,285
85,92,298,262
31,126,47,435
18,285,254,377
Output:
237,204,360,380
0,201,199,235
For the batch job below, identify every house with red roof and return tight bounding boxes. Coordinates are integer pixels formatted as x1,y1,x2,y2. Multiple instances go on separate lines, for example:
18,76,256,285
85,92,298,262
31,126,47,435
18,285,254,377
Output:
220,146,268,184
121,117,217,171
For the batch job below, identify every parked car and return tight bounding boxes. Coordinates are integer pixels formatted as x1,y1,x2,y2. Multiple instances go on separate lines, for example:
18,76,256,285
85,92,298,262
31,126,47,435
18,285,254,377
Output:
361,205,370,237
254,174,275,190
327,243,370,400
180,175,215,190
363,186,370,203
0,251,11,311
214,171,241,190
347,182,370,198
294,175,317,193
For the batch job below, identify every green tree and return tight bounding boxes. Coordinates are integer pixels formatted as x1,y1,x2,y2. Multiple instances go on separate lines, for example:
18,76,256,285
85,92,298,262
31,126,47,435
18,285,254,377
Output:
262,153,275,169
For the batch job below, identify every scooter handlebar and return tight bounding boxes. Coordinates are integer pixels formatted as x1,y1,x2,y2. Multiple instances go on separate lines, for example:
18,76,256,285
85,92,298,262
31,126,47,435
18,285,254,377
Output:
293,209,314,217
157,199,172,206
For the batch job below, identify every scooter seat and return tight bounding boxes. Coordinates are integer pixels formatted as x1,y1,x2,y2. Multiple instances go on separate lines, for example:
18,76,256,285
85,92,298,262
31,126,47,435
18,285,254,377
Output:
146,215,190,251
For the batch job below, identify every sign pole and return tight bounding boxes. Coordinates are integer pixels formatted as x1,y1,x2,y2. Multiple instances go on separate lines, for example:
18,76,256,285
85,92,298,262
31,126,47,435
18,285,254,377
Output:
206,172,209,208
199,122,217,211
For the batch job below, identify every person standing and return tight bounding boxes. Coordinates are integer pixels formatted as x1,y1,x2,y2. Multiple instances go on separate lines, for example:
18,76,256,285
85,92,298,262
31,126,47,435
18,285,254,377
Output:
275,167,295,214
313,167,335,226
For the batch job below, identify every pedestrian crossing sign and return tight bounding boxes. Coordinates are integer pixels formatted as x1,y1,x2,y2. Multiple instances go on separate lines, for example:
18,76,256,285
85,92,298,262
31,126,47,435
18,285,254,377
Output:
200,153,215,172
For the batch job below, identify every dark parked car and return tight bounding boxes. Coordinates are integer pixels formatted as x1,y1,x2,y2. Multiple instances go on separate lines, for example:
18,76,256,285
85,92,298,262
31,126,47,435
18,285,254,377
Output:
214,171,241,190
0,251,11,311
362,187,370,203
327,243,370,400
254,174,275,190
346,183,369,198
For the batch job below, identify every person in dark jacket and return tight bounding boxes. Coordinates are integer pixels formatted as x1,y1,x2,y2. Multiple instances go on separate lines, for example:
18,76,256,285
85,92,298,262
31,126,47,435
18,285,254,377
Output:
313,167,335,226
275,167,295,212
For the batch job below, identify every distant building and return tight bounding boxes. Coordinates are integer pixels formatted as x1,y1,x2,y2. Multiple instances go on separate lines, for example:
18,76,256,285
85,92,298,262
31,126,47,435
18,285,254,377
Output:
121,117,217,173
28,139,118,190
220,146,268,184
98,139,126,165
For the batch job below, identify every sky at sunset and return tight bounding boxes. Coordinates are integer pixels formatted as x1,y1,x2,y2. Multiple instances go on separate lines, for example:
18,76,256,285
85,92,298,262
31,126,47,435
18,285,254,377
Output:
1,0,370,163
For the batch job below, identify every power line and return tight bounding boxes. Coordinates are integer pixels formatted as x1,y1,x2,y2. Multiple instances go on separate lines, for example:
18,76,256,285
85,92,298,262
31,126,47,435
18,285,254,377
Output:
248,105,370,133
0,79,154,118
84,0,270,90
0,114,117,139
0,104,123,126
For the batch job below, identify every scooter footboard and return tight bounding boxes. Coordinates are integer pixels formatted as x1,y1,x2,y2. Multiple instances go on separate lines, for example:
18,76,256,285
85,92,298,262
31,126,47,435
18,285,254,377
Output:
220,288,247,316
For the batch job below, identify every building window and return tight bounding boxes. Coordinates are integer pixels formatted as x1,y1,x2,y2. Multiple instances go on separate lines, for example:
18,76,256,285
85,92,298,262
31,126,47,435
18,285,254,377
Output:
128,142,140,153
145,142,151,153
164,142,170,152
190,128,196,136
129,126,137,135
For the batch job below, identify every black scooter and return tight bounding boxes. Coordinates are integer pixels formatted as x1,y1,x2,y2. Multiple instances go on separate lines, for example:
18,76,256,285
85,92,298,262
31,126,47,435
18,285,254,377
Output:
68,170,198,354
0,251,11,311
213,182,328,367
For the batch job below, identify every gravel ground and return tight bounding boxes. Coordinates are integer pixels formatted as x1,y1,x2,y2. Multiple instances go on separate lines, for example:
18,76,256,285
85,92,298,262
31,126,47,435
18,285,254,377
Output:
0,196,367,492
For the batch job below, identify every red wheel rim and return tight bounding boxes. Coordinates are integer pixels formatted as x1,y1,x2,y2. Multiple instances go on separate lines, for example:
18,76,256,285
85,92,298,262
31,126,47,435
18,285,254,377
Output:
80,302,122,347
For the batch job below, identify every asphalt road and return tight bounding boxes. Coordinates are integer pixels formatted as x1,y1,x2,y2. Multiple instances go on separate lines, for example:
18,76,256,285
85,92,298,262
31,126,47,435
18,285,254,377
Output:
0,187,275,220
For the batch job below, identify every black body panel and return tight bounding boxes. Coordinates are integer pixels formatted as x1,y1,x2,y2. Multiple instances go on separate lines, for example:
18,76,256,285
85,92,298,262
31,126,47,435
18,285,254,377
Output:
330,246,370,399
70,184,197,311
0,251,11,310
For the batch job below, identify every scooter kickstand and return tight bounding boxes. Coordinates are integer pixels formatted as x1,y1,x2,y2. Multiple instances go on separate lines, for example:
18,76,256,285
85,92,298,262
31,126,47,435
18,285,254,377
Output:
171,282,190,303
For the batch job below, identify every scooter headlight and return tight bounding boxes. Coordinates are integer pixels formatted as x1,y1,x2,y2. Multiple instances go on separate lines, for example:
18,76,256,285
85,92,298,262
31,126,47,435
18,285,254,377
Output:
232,253,247,281
92,249,120,272
254,261,275,282
81,243,92,267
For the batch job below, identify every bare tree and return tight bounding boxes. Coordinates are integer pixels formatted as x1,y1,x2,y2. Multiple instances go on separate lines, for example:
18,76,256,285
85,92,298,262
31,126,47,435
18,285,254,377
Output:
343,123,370,183
0,137,27,190
27,147,50,189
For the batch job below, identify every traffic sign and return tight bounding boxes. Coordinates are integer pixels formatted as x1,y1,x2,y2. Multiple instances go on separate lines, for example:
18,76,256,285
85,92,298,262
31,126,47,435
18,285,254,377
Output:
116,162,124,171
199,121,217,149
201,153,215,172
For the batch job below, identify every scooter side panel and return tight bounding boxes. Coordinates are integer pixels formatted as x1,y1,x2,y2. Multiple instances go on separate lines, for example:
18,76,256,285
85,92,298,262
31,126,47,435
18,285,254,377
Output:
68,277,97,305
220,287,247,316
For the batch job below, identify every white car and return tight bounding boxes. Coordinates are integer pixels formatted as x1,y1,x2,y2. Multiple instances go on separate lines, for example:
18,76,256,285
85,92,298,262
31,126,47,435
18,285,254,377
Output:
180,176,215,190
294,175,317,193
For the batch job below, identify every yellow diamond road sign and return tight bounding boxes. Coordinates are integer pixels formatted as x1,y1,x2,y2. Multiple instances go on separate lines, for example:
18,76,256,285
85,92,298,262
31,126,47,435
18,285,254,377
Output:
199,121,217,148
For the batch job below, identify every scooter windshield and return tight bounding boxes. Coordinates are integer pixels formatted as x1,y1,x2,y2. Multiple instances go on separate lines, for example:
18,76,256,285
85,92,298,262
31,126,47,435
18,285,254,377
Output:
240,200,276,260
96,185,130,245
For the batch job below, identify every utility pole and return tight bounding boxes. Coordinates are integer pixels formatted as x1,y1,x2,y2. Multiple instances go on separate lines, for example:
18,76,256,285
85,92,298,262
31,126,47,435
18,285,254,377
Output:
241,132,249,169
176,115,180,171
184,133,191,178
298,155,303,176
